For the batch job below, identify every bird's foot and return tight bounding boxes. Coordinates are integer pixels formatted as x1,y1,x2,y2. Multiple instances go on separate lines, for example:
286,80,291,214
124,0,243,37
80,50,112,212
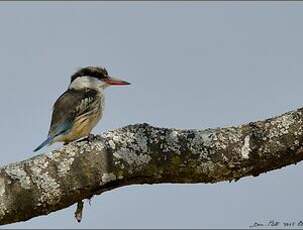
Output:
87,134,95,142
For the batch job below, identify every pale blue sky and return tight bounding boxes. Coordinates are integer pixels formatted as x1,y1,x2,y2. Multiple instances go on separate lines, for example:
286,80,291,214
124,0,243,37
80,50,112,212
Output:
1,2,303,228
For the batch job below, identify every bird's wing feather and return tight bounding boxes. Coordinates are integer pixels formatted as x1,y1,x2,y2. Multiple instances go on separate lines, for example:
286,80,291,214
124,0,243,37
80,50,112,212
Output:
48,89,100,138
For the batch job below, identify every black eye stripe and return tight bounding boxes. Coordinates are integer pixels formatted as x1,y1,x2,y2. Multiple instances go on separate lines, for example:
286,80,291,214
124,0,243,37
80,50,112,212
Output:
70,67,108,83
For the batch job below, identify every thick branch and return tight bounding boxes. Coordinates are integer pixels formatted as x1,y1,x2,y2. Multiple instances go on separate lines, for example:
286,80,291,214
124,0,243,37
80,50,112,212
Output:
1,108,303,225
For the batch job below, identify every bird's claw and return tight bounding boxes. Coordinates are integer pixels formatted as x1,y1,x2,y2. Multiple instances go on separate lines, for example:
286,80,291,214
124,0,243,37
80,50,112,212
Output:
87,134,95,142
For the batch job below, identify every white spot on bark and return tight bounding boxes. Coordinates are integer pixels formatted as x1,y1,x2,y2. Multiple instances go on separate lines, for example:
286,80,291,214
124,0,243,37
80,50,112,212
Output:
267,112,296,139
5,164,31,189
0,201,7,218
58,158,74,177
29,156,61,203
188,129,215,158
162,130,181,154
0,178,5,197
49,145,81,177
113,150,152,166
108,140,116,149
198,162,216,176
241,135,251,159
34,172,60,203
101,173,116,183
88,141,106,153
135,133,148,153
199,130,213,147
65,146,77,157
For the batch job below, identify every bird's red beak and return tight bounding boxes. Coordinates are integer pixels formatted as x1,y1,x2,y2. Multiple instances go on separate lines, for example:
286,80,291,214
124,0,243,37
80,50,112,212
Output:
104,77,131,86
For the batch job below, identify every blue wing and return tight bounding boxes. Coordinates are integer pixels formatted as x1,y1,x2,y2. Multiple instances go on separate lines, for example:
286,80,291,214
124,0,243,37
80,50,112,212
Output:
34,89,99,152
33,120,73,152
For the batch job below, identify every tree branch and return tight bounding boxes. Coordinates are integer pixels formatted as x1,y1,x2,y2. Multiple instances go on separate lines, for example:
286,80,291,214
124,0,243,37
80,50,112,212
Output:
1,107,303,225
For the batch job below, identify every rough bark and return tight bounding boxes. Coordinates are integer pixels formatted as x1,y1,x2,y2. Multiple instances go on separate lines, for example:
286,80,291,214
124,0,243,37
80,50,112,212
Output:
1,107,303,225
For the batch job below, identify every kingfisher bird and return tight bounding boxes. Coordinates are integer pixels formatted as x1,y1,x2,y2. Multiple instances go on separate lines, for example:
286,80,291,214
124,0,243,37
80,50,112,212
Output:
34,66,130,152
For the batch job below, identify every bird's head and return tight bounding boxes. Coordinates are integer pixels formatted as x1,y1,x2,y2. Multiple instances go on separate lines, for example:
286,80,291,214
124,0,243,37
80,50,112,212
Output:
69,66,130,90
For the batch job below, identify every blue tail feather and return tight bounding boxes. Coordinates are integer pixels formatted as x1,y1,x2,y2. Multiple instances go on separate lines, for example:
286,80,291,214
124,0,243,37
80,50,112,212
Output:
34,136,53,152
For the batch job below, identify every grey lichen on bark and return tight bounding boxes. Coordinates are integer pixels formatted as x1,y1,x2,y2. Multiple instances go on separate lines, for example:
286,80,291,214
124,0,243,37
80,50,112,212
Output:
1,107,303,225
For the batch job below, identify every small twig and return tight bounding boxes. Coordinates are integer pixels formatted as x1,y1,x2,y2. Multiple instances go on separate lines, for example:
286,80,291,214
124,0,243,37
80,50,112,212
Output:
74,200,84,223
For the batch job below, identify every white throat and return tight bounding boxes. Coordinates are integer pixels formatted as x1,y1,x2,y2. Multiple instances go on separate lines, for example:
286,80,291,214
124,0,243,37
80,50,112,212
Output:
69,76,109,90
